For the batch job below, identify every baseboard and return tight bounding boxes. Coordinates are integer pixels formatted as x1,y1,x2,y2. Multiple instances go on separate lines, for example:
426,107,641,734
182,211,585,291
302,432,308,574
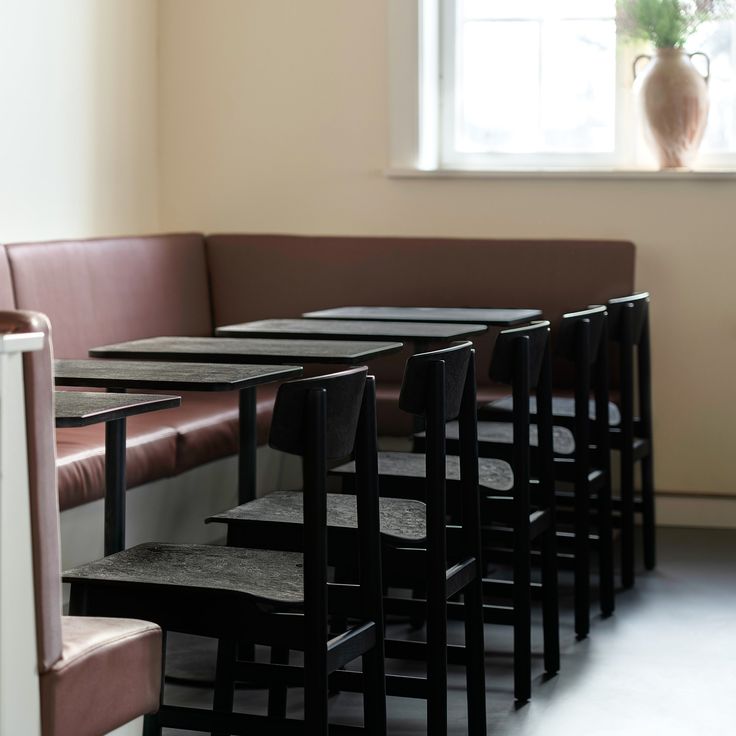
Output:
656,492,736,529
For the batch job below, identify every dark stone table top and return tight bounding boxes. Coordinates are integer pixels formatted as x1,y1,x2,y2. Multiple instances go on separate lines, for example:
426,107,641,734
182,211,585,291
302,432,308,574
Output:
55,359,302,392
55,391,181,428
216,319,488,341
89,336,403,364
303,306,542,326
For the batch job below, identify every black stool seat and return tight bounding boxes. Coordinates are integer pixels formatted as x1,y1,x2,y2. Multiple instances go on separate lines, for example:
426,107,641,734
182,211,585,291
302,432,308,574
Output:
210,490,427,542
64,543,306,606
481,395,622,427
333,452,514,493
417,421,576,455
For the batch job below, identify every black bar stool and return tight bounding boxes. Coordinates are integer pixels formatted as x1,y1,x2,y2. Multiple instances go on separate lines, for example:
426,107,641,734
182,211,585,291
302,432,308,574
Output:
210,343,487,736
64,366,387,736
480,307,616,636
607,292,655,588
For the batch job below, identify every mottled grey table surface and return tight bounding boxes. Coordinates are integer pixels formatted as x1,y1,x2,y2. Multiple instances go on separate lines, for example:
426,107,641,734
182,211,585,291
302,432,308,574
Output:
216,318,488,341
88,336,403,364
55,359,301,391
54,390,180,427
303,305,541,326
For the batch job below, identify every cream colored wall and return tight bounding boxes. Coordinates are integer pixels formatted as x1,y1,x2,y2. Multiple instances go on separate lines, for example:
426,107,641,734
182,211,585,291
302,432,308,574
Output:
158,0,736,499
0,0,159,242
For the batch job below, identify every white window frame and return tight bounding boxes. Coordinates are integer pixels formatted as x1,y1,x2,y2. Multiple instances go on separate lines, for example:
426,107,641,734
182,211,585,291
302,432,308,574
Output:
388,0,736,175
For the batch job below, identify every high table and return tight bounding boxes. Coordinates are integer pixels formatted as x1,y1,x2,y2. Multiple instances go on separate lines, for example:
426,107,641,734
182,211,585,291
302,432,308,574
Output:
303,305,542,325
54,360,302,511
72,339,403,498
55,390,181,555
88,336,403,364
215,318,488,346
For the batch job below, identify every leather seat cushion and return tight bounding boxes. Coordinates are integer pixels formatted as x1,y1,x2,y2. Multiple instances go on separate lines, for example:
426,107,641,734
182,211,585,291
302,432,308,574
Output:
56,387,280,510
56,415,178,511
168,385,277,474
40,616,161,736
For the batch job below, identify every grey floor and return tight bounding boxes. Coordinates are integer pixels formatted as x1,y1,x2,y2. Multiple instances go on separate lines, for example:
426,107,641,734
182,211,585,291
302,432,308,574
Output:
163,527,736,735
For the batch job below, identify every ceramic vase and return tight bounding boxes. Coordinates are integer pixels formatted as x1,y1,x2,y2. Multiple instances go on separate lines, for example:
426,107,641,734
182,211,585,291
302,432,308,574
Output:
633,48,710,170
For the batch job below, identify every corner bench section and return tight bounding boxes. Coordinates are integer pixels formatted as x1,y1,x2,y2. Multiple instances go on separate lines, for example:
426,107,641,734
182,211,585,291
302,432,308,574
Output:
206,234,636,434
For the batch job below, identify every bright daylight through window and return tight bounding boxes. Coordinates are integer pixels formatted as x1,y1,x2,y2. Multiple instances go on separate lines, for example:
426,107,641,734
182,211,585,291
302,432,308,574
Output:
430,0,736,171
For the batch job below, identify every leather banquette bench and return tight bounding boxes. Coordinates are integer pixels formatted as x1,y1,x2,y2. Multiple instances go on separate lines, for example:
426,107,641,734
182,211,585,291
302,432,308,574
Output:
0,233,635,514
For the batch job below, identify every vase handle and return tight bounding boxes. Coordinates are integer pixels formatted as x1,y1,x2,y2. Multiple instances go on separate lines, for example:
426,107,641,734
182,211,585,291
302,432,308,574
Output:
689,51,710,83
633,54,652,81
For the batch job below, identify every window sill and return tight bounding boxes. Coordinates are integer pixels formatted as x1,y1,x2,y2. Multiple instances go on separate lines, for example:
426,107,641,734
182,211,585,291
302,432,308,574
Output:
385,167,736,181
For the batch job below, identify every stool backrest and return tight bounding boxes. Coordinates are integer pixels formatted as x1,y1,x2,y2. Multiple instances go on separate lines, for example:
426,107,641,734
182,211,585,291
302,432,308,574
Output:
557,305,611,473
0,311,62,673
607,292,649,345
269,367,382,651
490,321,555,507
400,342,480,568
270,366,368,460
556,306,607,365
489,321,550,387
399,342,472,420
606,292,653,438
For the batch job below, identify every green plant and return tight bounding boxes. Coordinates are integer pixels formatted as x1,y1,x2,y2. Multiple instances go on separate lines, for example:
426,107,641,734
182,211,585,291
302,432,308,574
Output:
617,0,734,47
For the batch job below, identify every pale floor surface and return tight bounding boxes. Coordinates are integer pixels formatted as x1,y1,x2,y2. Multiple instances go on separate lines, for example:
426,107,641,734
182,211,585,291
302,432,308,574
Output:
163,527,736,735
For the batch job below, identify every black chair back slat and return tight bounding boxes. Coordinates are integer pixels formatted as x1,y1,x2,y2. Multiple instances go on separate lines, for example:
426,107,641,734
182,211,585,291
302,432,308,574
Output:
270,367,368,459
607,292,649,344
556,306,607,364
489,321,550,385
399,342,472,420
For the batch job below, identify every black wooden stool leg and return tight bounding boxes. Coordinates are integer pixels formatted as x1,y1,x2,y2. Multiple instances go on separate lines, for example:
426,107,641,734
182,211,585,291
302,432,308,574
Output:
620,447,635,589
513,526,532,703
362,641,387,734
212,638,236,736
464,576,487,734
541,527,560,675
598,476,615,617
267,647,289,718
574,479,591,639
641,456,656,570
426,592,448,735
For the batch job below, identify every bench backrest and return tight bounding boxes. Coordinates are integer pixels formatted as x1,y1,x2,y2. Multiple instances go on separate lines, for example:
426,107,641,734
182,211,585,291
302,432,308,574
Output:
5,234,212,359
206,234,636,384
0,310,62,673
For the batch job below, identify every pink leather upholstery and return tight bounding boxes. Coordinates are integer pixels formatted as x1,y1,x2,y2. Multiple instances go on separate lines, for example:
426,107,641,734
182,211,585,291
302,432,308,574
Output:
55,387,277,509
4,235,248,508
1,233,636,506
0,247,15,309
6,233,212,359
56,417,178,511
40,617,161,736
0,310,63,671
207,234,636,432
0,310,162,735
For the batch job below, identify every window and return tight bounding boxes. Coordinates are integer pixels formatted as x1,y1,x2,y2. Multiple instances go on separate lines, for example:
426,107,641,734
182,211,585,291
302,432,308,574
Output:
390,0,736,172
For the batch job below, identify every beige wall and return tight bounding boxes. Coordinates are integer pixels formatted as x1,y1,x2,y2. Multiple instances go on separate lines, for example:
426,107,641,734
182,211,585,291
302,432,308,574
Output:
2,0,730,499
0,0,159,242
158,0,735,498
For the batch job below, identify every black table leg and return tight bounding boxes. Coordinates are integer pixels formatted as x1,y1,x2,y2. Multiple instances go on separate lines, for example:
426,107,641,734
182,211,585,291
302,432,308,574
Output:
239,387,257,504
104,417,127,555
